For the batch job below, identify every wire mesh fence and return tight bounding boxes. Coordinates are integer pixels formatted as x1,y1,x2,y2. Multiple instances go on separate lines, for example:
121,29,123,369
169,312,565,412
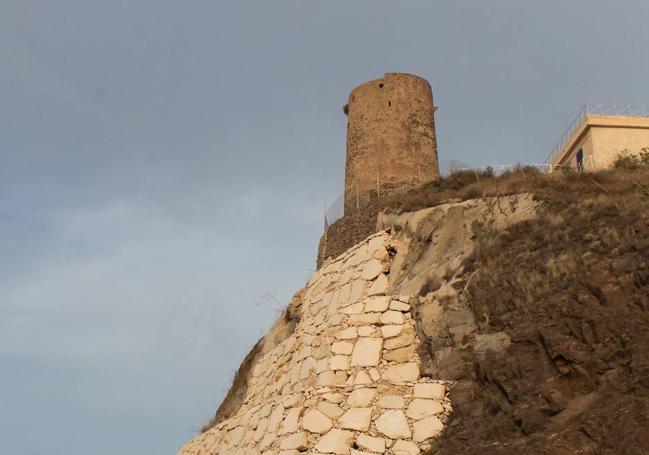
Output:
450,163,552,174
324,194,344,227
322,163,559,231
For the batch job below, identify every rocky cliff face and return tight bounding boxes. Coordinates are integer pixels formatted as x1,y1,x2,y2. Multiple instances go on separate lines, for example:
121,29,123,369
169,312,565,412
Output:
421,173,649,455
179,167,649,455
178,193,538,455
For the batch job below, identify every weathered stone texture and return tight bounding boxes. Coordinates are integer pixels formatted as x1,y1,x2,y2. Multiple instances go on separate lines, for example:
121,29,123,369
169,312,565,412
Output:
344,73,439,216
177,232,451,455
317,73,440,270
317,198,382,269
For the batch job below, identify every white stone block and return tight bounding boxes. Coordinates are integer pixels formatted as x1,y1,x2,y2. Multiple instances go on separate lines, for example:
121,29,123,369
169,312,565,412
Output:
316,371,336,386
361,259,384,280
367,274,389,296
384,332,415,350
392,439,420,455
346,388,377,407
354,370,373,384
413,382,446,400
300,357,316,379
329,355,349,371
377,395,405,409
279,431,308,450
279,407,303,434
301,409,332,434
348,313,381,325
412,415,444,442
380,310,405,325
335,327,358,340
341,301,364,315
268,404,285,432
375,410,411,439
368,367,381,381
383,345,416,362
321,392,345,404
338,407,372,431
357,325,377,337
317,401,344,419
389,300,410,312
406,398,444,420
349,279,366,303
381,363,420,383
356,433,386,453
314,428,355,455
364,296,391,312
332,341,354,355
350,338,383,367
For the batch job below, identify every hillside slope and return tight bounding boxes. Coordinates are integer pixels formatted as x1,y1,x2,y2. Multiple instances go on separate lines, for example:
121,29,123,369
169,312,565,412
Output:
408,168,649,455
179,167,649,454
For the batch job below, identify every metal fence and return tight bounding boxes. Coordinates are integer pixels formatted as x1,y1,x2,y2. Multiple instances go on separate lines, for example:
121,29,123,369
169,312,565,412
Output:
324,194,344,227
321,161,600,232
451,163,552,174
323,164,547,229
545,104,649,165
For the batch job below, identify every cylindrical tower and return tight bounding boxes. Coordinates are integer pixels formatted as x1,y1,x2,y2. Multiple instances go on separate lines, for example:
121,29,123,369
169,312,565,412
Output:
343,73,440,215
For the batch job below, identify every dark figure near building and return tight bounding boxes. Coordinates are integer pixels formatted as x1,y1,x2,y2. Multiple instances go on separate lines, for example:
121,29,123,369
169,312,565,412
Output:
576,149,584,171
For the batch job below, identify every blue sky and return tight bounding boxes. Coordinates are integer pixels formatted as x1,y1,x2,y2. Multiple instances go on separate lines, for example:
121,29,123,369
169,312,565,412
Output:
1,1,648,454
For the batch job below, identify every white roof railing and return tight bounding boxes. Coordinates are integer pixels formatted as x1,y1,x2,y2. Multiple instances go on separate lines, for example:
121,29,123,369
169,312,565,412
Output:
545,104,649,165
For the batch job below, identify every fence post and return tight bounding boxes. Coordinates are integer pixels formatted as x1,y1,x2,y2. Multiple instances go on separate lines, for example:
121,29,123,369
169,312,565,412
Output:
356,183,359,210
323,200,327,237
376,169,380,198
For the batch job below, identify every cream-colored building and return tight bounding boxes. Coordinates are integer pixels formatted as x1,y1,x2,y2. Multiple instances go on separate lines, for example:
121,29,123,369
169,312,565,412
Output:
547,104,649,171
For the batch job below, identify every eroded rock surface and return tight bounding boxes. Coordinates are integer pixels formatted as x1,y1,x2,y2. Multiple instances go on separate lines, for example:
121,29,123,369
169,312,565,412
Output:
422,186,649,454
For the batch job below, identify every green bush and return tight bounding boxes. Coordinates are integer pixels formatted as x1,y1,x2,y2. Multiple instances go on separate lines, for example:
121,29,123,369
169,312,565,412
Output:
640,148,649,165
614,150,642,169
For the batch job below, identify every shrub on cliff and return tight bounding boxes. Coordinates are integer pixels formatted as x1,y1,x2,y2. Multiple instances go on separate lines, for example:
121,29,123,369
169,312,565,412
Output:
613,148,649,169
385,165,547,213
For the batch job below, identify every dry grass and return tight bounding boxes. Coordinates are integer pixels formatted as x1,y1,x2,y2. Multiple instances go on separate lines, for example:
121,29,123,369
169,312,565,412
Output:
384,166,649,214
430,164,649,454
465,165,649,316
200,339,263,433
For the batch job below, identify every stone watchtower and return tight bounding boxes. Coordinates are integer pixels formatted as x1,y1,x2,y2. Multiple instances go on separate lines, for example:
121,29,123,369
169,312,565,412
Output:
318,73,440,268
344,73,440,215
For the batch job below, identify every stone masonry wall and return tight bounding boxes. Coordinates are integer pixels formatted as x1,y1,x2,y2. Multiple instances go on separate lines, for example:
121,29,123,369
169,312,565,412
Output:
178,231,452,455
317,200,382,270
317,185,415,270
